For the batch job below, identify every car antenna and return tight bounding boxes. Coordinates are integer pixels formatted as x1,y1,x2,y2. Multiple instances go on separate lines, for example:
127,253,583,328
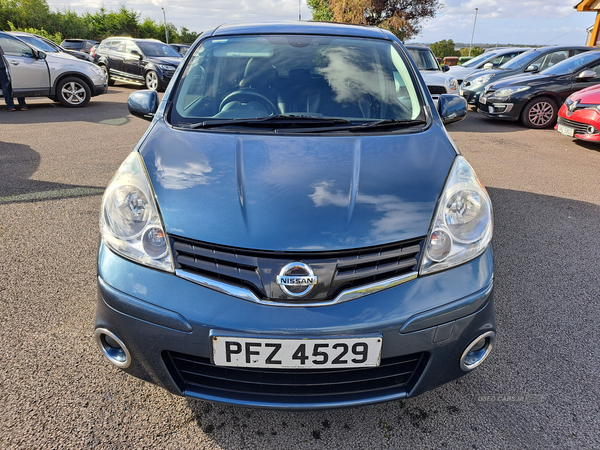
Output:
542,33,568,45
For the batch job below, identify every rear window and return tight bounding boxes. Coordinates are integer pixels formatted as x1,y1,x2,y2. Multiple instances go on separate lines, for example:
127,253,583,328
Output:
62,40,84,50
171,35,424,125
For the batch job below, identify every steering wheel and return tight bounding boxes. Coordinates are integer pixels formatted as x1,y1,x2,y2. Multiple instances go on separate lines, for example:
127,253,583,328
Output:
219,90,279,115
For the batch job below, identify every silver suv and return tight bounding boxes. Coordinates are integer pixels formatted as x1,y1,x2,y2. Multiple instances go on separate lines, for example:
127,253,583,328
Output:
0,31,107,107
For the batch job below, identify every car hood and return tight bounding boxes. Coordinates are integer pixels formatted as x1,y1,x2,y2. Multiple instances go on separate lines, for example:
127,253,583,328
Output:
568,84,600,103
145,56,182,66
139,121,456,251
419,70,454,86
448,66,477,79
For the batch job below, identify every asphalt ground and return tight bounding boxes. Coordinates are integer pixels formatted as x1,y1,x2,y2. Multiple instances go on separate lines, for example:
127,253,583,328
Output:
1,87,599,449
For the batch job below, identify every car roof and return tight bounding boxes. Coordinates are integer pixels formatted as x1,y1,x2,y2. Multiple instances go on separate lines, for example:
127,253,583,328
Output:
210,21,389,39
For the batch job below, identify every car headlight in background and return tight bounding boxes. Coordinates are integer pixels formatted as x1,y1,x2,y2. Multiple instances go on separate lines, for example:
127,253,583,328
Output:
420,156,493,275
159,64,176,72
471,74,494,86
493,86,530,100
100,152,174,272
91,63,106,81
449,77,459,92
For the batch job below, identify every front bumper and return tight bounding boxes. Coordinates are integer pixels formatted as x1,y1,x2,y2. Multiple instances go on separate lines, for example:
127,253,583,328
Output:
556,106,600,142
477,98,521,121
95,242,495,410
93,83,108,96
460,88,481,105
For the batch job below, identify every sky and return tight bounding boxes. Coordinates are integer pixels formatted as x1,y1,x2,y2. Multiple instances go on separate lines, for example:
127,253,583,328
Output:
44,0,595,46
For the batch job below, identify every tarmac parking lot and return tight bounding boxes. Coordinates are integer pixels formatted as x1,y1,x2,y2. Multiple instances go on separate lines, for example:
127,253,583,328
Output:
1,86,599,449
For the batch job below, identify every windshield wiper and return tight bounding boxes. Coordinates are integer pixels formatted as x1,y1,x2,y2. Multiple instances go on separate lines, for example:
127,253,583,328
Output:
180,115,351,129
292,119,427,133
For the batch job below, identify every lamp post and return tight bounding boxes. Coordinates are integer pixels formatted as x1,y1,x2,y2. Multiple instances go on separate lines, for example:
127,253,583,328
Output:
161,7,169,44
299,0,301,21
469,8,478,57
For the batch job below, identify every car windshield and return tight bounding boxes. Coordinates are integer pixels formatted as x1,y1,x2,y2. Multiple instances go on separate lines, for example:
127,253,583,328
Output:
461,51,498,68
137,41,181,58
171,35,424,128
541,51,600,75
498,50,537,69
15,35,58,53
406,48,439,70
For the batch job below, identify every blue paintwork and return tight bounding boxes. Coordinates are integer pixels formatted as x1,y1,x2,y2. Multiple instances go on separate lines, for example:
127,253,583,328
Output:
140,121,456,251
96,21,495,409
127,90,159,119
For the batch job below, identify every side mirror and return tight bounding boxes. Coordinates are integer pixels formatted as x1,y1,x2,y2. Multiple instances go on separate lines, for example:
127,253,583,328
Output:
525,64,540,73
577,70,597,80
442,64,450,72
438,94,468,126
131,50,143,60
483,62,493,69
37,50,47,60
128,90,159,121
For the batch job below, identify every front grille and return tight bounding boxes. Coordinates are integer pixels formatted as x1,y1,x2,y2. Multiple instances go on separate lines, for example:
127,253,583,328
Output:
172,237,423,302
428,85,446,95
557,116,598,135
164,351,427,404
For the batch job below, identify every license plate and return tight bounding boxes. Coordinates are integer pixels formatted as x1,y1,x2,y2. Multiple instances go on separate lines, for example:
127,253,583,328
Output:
557,124,574,137
480,96,487,105
212,335,382,369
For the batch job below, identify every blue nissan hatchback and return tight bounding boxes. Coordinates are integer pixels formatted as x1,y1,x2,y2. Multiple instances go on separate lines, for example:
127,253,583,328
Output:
95,22,495,410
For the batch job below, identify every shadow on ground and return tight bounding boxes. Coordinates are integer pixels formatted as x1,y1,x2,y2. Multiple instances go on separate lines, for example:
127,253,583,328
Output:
0,141,104,203
180,187,600,449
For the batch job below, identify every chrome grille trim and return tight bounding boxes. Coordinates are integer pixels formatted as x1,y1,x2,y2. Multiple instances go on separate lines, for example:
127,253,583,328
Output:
177,269,418,307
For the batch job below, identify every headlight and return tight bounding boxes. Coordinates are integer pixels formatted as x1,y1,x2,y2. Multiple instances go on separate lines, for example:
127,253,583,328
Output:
159,64,176,71
100,152,174,272
91,63,105,80
493,86,530,99
449,78,459,92
471,74,494,85
420,156,493,275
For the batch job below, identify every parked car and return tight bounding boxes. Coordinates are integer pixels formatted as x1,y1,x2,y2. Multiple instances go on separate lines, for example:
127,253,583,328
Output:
449,47,530,84
556,84,600,142
170,43,190,56
478,50,600,128
95,21,495,410
461,46,591,106
95,37,182,91
61,38,99,54
8,31,94,62
89,43,99,60
406,45,459,104
0,31,107,107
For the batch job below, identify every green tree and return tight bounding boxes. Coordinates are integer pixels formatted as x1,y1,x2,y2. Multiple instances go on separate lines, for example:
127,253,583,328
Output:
460,46,484,57
430,39,460,59
307,0,333,22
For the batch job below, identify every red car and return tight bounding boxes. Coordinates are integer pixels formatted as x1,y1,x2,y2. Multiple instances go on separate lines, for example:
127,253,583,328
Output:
556,84,600,142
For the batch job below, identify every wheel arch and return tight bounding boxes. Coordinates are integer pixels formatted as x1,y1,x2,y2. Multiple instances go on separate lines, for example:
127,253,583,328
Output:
51,72,95,97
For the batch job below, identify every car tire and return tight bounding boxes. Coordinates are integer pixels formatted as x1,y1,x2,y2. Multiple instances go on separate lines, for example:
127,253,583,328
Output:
521,96,558,129
101,65,115,86
56,77,92,108
145,70,160,91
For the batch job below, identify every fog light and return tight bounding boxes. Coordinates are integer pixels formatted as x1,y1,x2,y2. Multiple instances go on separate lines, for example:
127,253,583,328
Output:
94,328,131,369
586,125,597,135
460,331,495,371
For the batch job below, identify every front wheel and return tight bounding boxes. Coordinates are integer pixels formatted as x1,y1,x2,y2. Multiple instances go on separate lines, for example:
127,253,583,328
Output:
521,96,557,129
145,70,160,91
56,77,91,108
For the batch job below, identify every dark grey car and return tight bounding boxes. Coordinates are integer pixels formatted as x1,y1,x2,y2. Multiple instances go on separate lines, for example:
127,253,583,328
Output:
460,46,592,105
95,38,182,91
